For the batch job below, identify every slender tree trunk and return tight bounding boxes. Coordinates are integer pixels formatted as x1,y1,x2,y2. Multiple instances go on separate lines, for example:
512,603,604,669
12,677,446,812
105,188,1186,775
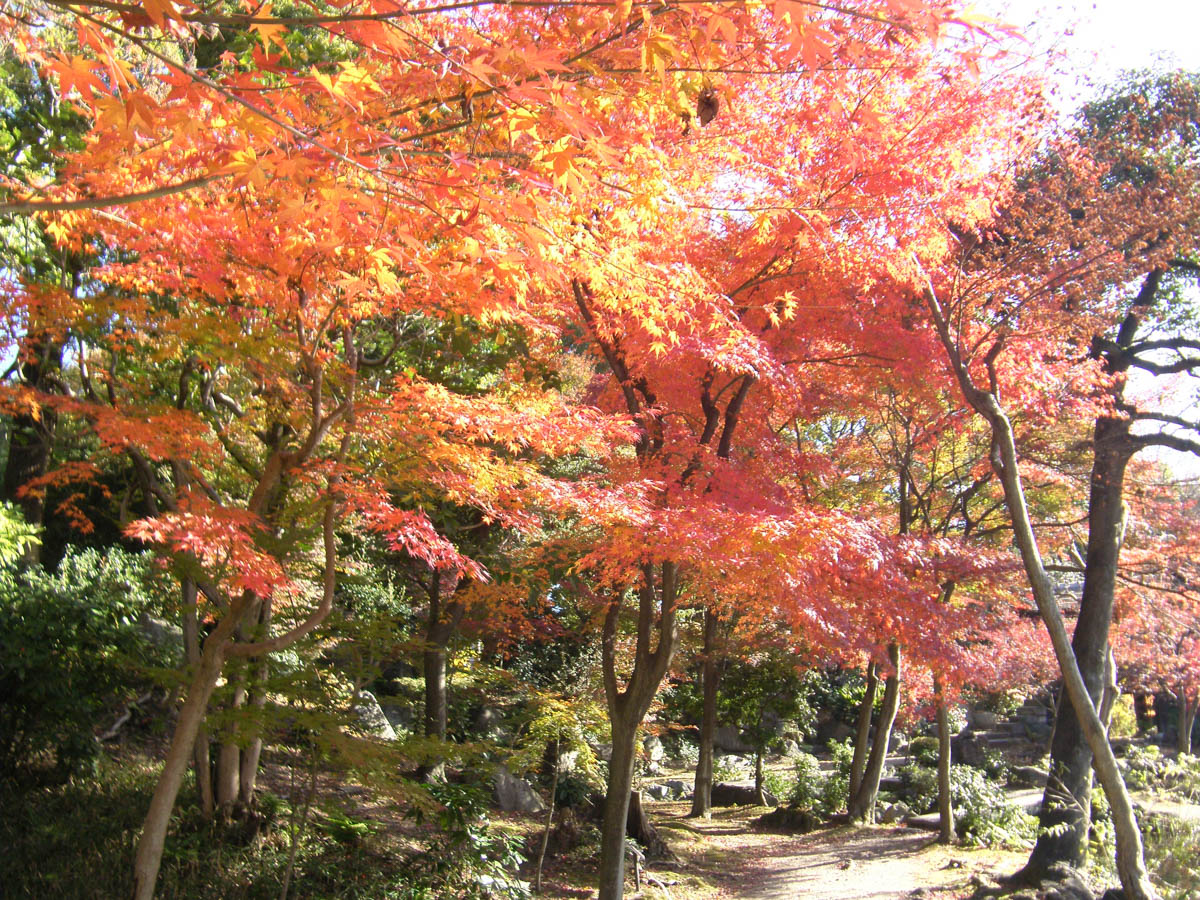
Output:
535,737,560,894
849,662,879,801
596,563,679,900
926,284,1156,899
1,336,64,564
598,717,639,900
1024,416,1132,879
239,598,272,807
1179,690,1198,756
753,750,766,806
848,644,901,823
133,614,240,900
934,674,954,844
216,670,245,820
181,579,214,819
690,607,720,818
416,571,463,783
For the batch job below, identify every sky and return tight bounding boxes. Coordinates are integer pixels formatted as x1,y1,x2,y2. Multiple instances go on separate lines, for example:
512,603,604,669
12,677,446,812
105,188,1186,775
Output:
986,0,1200,76
978,0,1200,481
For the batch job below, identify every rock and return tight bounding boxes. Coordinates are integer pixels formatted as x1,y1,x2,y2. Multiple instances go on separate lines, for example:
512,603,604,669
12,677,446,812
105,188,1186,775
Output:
753,805,818,833
556,749,579,774
595,743,613,762
951,729,988,767
644,783,670,801
711,782,777,807
493,767,546,813
379,702,413,732
665,779,692,800
816,719,855,745
474,706,512,741
138,613,183,662
1035,863,1097,900
879,802,911,824
714,725,755,754
644,760,663,777
1010,765,1050,789
352,691,397,740
643,735,665,762
781,739,803,757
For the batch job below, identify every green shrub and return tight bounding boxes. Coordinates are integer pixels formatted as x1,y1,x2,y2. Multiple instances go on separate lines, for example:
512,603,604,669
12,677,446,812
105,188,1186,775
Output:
895,762,938,814
1144,815,1200,900
951,764,1036,847
1120,744,1168,792
787,752,824,810
1163,753,1200,802
1108,695,1139,739
820,738,854,815
0,547,168,779
401,781,530,900
908,736,940,768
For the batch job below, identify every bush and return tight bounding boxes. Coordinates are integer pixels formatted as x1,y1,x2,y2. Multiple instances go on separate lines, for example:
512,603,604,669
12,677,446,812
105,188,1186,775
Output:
787,752,824,811
820,739,854,815
895,762,938,814
951,764,1035,847
0,547,168,779
1120,744,1169,792
401,781,530,900
1109,695,1139,739
908,736,940,768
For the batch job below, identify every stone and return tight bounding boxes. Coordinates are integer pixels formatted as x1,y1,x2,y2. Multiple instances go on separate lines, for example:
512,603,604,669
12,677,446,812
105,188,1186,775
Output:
643,735,665,762
138,612,184,663
665,779,692,800
1036,863,1097,900
494,767,546,813
379,702,413,732
711,782,777,807
753,805,818,833
714,725,755,754
1010,765,1049,789
352,690,397,740
595,743,613,761
879,802,911,824
644,783,670,801
781,739,803,757
556,749,579,774
644,760,663,777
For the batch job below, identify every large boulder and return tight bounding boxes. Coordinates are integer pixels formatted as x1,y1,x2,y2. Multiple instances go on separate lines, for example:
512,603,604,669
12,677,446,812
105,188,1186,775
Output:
1004,864,1098,900
711,782,777,807
643,735,665,762
714,725,755,754
138,613,184,663
352,690,397,740
665,779,692,800
1010,765,1050,790
493,767,546,813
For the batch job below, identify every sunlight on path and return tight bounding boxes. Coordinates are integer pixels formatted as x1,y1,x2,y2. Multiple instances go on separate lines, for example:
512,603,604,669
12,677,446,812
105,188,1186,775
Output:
716,825,1024,900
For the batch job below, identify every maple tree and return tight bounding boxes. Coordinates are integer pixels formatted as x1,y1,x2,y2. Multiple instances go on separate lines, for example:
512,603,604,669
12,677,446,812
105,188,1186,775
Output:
2,0,1145,897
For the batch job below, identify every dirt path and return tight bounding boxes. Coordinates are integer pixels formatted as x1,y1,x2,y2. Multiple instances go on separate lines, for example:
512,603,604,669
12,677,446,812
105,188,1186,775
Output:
650,807,1028,900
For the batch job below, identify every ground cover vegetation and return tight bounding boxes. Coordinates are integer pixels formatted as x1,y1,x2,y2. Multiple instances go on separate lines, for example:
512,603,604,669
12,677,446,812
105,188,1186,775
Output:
1,1,1199,898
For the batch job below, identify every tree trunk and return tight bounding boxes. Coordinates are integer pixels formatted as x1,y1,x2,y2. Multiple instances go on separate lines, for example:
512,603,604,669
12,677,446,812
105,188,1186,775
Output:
598,717,639,900
180,579,214,819
1,335,64,564
416,571,463,783
596,562,679,900
133,614,240,900
754,750,768,806
848,644,901,823
1023,416,1132,879
1179,690,1198,756
535,738,560,893
238,599,272,808
690,607,720,819
926,285,1156,899
626,789,673,860
934,675,954,844
849,661,879,801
